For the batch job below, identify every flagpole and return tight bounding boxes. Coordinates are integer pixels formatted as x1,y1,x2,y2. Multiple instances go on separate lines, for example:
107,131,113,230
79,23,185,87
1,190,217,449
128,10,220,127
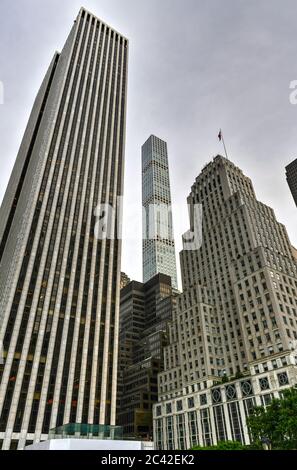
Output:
221,134,228,160
219,129,229,160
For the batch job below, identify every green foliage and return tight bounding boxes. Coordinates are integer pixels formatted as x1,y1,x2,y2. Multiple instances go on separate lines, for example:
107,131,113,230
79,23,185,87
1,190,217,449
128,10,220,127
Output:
247,387,297,450
235,370,244,379
192,440,246,450
221,375,229,383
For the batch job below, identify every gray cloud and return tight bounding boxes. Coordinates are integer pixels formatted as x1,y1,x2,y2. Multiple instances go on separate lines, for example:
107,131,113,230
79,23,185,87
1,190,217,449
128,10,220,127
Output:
0,0,296,286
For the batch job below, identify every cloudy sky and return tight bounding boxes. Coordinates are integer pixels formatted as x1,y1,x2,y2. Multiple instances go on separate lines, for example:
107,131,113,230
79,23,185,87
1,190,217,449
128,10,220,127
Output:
0,0,296,287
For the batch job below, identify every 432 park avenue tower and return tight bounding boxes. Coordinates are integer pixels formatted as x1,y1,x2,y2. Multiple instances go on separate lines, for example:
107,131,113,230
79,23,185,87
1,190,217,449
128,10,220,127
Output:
142,135,178,290
0,8,128,449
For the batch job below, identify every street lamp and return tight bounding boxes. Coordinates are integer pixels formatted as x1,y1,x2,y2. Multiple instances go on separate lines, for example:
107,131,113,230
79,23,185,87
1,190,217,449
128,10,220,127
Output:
261,436,272,450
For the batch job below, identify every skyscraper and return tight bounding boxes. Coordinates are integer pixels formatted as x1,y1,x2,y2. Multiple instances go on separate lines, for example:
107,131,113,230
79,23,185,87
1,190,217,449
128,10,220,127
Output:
154,155,297,449
286,158,297,207
0,8,128,449
142,135,178,289
118,274,176,438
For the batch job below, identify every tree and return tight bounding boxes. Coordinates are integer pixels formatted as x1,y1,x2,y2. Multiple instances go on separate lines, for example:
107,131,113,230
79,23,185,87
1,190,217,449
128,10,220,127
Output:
247,387,297,450
192,440,246,450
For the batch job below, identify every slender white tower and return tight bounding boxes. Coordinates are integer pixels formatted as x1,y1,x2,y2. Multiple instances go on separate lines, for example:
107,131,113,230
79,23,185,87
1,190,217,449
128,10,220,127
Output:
142,135,178,289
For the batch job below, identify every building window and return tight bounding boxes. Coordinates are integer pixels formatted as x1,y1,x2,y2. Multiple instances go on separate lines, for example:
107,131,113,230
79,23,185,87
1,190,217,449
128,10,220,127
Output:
241,380,253,397
200,408,212,446
211,388,222,404
188,411,199,447
227,401,245,443
260,393,273,406
9,440,18,450
187,397,195,408
176,400,183,412
243,397,256,417
277,372,289,387
213,405,227,442
200,394,207,406
155,419,163,450
272,359,278,369
177,414,186,450
166,403,172,414
166,416,174,450
156,406,162,417
259,377,270,391
225,384,237,401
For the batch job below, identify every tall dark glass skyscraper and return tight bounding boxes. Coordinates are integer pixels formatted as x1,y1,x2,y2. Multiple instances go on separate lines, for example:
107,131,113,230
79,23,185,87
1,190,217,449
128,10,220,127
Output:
0,8,128,449
117,274,176,439
286,158,297,207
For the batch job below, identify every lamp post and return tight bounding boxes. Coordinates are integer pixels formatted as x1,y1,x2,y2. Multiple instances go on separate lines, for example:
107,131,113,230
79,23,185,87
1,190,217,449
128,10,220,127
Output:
261,437,272,450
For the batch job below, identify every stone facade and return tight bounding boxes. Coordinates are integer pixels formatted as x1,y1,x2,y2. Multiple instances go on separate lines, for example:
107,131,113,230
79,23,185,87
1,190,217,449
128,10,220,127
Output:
153,155,297,449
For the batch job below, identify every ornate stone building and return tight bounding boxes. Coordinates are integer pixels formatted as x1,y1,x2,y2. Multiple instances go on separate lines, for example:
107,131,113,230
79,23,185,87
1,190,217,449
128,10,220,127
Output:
153,155,297,449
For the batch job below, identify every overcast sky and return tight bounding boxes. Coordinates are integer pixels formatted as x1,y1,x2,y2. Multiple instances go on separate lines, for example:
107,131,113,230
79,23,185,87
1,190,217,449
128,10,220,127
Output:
0,0,296,287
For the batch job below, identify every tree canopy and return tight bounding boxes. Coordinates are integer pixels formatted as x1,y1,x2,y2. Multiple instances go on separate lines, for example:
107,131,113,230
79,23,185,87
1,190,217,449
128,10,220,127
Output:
192,440,246,450
247,387,297,450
